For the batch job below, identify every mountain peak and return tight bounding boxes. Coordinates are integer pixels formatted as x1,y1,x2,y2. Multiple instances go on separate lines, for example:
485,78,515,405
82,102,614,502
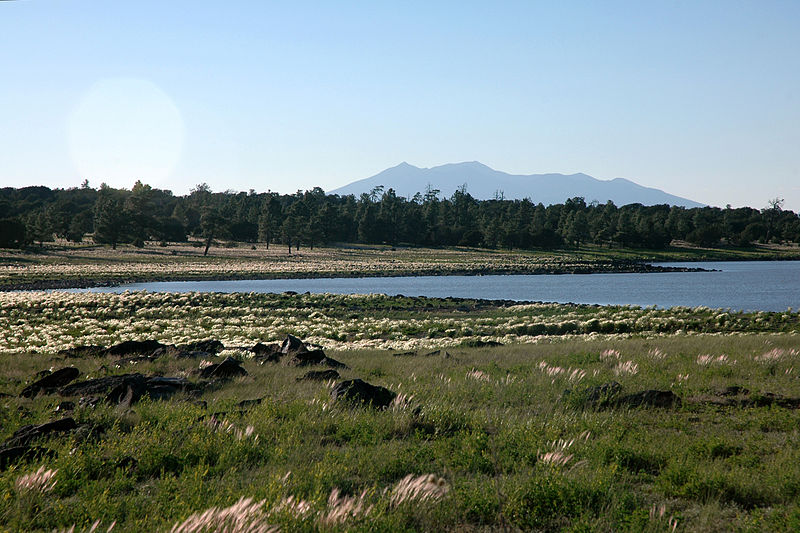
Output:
329,162,703,208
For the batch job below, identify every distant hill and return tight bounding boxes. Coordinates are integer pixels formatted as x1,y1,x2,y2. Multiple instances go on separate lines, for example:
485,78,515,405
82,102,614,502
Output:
328,162,704,208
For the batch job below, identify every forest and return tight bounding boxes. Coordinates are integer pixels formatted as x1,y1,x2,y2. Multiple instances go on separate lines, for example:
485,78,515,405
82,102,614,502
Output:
1,180,798,252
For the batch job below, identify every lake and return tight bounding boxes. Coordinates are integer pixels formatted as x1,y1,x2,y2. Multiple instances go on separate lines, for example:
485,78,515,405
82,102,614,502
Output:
74,260,800,312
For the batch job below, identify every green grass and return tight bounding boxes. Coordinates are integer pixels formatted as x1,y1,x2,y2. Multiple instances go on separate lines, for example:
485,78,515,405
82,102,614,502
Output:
1,292,800,531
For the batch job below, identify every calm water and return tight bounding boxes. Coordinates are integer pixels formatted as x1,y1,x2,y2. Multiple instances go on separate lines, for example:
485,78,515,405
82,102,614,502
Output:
75,260,800,312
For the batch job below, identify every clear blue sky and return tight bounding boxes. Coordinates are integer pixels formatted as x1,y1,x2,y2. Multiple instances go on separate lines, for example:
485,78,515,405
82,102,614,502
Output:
2,1,799,210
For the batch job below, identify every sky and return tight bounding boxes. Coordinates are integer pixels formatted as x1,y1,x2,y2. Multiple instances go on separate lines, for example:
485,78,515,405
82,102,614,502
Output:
1,1,799,210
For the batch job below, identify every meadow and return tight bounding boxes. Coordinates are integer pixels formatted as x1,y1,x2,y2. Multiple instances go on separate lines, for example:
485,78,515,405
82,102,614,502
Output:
1,291,800,531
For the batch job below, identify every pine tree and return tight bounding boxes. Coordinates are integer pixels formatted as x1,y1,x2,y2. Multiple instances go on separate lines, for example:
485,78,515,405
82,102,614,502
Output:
93,196,126,249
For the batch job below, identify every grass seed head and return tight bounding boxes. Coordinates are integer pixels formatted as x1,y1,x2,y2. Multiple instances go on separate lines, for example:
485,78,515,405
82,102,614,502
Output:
389,474,450,508
170,497,277,533
15,466,57,494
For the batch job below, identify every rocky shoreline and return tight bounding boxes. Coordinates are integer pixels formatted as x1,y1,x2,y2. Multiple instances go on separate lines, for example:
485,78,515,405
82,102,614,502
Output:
0,261,710,292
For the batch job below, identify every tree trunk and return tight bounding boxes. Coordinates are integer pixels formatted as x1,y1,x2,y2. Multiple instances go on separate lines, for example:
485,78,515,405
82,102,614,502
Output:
204,235,213,256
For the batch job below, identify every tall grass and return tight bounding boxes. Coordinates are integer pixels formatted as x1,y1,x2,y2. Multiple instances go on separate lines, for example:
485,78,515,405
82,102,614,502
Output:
1,297,800,530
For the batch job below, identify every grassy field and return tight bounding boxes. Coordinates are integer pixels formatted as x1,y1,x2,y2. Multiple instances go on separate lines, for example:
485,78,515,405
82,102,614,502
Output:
1,240,799,290
1,292,800,531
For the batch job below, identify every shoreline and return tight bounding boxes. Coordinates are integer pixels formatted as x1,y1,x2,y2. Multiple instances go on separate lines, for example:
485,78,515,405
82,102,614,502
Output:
0,261,709,292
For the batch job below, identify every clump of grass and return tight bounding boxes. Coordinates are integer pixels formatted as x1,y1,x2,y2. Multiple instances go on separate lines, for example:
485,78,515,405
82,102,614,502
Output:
15,466,58,494
170,497,277,533
320,488,373,525
389,474,450,507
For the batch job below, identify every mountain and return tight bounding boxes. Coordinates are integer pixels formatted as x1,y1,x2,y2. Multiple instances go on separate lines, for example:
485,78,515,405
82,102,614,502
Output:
328,162,704,208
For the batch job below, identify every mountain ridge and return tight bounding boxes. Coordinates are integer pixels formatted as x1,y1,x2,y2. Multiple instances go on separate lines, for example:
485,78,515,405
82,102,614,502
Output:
328,162,704,208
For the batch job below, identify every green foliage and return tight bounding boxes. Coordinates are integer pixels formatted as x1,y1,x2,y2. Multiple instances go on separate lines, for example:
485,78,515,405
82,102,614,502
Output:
3,182,800,250
2,297,800,530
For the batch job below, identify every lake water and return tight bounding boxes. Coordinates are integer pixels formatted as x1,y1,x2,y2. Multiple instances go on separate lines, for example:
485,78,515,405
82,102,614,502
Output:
77,260,800,312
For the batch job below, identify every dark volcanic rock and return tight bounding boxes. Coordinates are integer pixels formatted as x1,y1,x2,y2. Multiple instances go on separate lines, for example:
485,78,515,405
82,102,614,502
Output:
199,357,248,379
280,334,308,354
20,367,80,398
0,446,56,471
3,417,77,448
61,374,146,397
297,369,340,382
176,340,225,354
105,340,167,356
393,351,417,357
616,390,681,409
330,379,397,409
585,382,623,404
251,342,281,363
106,376,196,405
58,345,105,358
285,349,327,366
61,374,196,405
55,401,75,413
252,342,280,355
285,350,348,369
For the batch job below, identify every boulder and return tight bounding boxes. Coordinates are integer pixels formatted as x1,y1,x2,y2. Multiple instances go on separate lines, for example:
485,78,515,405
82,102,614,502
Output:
284,349,326,366
0,446,56,471
280,334,308,354
393,351,417,357
251,342,279,355
61,374,146,397
2,417,77,448
199,357,248,379
55,401,75,413
106,376,196,405
251,343,281,364
297,369,340,381
20,367,80,398
60,374,196,405
585,382,622,404
175,340,225,354
330,379,396,409
57,345,105,358
105,340,167,356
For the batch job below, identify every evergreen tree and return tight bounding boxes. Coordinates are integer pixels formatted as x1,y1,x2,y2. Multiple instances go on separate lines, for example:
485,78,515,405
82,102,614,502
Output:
93,195,126,249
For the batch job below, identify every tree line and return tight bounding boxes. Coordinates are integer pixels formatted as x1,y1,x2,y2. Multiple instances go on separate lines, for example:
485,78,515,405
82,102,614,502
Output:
1,180,798,252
